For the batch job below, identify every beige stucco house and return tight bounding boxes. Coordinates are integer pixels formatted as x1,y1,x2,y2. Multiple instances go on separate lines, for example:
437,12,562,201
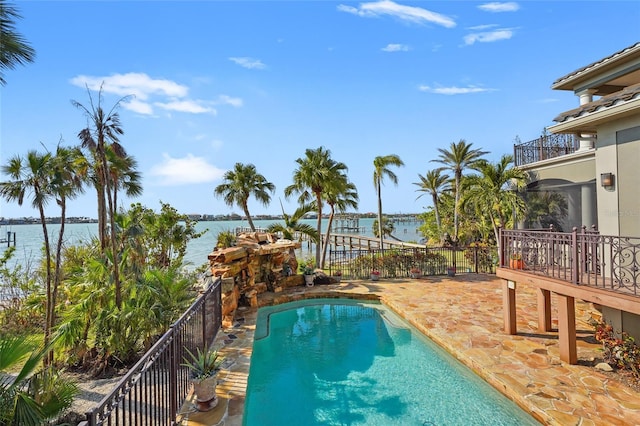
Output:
498,42,640,364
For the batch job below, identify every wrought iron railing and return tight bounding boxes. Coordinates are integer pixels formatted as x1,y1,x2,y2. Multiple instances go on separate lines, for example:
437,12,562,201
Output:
513,133,579,166
500,227,640,295
328,245,497,279
78,275,222,426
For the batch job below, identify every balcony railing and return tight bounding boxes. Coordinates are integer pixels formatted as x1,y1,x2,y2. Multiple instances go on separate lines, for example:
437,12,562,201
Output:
500,227,640,295
78,275,222,426
513,133,579,166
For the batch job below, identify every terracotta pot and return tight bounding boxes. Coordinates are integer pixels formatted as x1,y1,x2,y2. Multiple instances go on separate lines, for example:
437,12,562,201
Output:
192,375,218,411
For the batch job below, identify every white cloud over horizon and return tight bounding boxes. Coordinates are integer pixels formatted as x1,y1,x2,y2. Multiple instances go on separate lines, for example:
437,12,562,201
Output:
229,57,267,69
337,1,456,28
418,85,495,95
381,43,411,52
478,2,520,13
149,153,226,186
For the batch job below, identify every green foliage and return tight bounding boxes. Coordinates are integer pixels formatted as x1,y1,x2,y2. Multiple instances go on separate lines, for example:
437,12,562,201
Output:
0,337,78,426
182,347,224,381
463,242,497,271
372,216,395,239
298,256,316,275
216,229,237,249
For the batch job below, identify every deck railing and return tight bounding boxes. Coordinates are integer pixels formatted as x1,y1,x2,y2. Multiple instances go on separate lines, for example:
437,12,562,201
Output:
78,275,222,426
328,245,497,279
513,133,579,166
500,227,640,295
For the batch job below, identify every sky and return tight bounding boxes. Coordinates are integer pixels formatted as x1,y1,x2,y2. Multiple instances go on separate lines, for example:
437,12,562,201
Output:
1,1,639,220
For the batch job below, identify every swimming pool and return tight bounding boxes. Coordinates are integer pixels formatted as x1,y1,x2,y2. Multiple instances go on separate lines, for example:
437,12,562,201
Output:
243,299,539,425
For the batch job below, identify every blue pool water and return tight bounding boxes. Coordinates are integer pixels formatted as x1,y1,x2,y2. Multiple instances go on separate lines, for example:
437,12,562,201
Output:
243,299,539,426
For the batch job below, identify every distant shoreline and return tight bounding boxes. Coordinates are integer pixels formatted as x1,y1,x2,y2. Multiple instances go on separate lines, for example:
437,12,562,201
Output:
0,212,423,226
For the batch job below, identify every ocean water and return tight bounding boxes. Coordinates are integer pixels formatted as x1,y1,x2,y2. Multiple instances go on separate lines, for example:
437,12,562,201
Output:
0,217,423,271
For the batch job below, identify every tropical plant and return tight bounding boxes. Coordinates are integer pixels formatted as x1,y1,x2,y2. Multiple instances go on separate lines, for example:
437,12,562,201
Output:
73,87,137,309
285,147,347,266
182,347,224,381
266,201,319,243
414,169,450,244
0,337,78,426
432,140,487,246
462,154,527,249
320,177,358,268
215,229,237,249
373,154,404,250
214,162,275,232
0,1,35,86
523,191,568,231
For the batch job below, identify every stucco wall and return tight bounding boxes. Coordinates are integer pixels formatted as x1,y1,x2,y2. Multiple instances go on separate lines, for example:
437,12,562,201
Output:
595,116,640,236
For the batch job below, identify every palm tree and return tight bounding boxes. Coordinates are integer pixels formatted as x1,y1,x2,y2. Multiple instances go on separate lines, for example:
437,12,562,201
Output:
266,200,319,243
285,147,348,266
0,150,57,355
463,154,527,248
0,1,35,85
432,140,487,245
373,154,404,250
214,162,275,232
414,169,450,244
0,337,77,425
320,178,358,268
73,87,134,309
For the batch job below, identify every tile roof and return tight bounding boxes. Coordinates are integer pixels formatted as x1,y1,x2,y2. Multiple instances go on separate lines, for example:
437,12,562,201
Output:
552,42,640,88
553,82,640,123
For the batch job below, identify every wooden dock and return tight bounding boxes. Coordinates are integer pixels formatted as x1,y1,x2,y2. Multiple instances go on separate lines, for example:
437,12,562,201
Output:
0,231,16,247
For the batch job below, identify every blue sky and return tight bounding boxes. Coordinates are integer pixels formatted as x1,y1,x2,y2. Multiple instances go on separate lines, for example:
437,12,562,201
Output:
1,1,639,219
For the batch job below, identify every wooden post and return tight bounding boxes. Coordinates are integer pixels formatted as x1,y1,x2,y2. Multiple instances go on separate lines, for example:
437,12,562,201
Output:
502,280,517,334
537,289,552,331
557,294,578,364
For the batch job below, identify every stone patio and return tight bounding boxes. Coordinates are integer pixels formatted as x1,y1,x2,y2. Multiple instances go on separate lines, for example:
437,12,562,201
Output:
178,274,640,425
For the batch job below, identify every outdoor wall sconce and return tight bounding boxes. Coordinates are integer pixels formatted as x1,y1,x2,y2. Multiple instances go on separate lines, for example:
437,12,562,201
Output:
600,172,615,189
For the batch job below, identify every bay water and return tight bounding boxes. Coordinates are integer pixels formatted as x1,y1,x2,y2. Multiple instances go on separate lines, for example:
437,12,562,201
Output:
0,217,423,271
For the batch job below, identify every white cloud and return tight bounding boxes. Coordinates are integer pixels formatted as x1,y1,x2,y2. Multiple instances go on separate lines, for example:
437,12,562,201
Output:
337,1,456,28
217,95,243,107
70,72,188,100
381,43,410,52
154,100,217,115
149,154,226,186
464,28,514,45
70,72,242,116
418,85,495,95
478,2,520,13
468,24,499,31
229,57,267,69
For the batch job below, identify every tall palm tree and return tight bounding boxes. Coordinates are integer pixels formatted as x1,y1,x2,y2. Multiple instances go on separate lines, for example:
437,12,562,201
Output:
73,87,133,309
0,150,57,354
373,154,404,250
285,147,348,266
320,178,358,268
432,140,487,245
0,1,35,85
214,162,275,232
414,169,450,244
463,155,527,248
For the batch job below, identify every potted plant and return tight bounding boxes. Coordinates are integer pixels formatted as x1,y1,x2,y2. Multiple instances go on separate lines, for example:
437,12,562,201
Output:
410,267,421,279
333,270,342,283
183,346,224,411
509,253,525,269
370,269,380,281
446,266,456,277
303,265,315,287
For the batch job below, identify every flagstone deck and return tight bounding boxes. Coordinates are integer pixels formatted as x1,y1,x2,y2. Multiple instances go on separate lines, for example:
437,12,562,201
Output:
178,274,640,426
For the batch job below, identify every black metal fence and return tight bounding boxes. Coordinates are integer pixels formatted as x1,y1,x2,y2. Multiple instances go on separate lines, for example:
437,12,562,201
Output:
500,227,640,295
78,275,222,426
328,245,497,279
513,133,578,166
